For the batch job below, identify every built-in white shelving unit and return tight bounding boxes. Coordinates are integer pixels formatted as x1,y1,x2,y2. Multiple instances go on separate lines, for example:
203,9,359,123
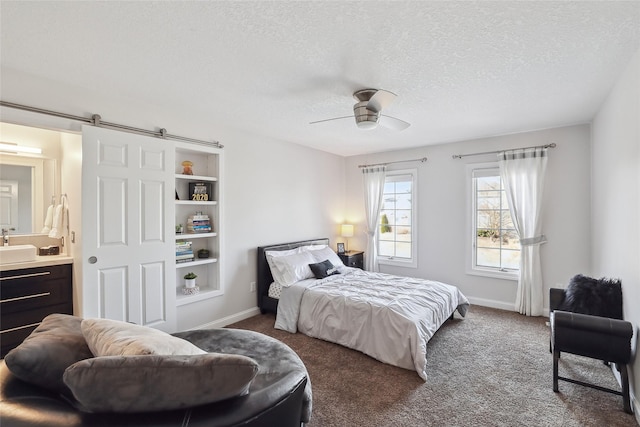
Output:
174,142,223,307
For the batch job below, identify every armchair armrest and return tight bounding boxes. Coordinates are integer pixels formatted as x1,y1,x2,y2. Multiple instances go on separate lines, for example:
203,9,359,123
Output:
551,310,633,364
552,311,633,338
549,288,565,312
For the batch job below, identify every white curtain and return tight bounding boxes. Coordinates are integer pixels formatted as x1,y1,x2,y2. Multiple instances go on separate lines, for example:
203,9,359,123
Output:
362,166,386,271
498,147,548,316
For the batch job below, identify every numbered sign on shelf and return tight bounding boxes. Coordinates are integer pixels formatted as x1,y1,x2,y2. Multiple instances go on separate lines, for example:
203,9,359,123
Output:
188,182,212,202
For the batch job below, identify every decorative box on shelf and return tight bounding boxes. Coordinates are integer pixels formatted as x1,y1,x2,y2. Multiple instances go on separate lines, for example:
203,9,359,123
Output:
182,285,200,295
38,245,60,256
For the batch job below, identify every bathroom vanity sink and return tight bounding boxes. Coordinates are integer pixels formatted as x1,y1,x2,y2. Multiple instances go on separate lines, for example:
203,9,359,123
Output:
0,245,37,265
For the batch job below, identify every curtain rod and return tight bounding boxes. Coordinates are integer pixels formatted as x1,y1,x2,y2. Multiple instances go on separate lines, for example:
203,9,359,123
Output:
0,100,223,148
358,157,427,168
452,143,556,159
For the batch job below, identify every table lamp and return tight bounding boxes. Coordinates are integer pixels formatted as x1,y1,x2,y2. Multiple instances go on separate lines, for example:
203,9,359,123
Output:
341,224,354,252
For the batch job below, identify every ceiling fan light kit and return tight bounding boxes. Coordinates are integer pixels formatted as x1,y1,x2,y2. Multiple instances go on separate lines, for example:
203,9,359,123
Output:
311,88,411,131
354,101,380,129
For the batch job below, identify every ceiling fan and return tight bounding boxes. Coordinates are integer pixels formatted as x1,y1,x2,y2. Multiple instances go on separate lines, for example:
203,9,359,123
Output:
310,89,411,131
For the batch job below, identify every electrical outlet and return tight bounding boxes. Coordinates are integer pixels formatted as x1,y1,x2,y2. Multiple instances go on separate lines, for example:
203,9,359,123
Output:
250,282,256,292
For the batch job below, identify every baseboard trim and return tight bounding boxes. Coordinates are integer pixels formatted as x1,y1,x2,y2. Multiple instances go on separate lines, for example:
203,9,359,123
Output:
187,307,261,331
466,296,515,312
467,297,556,317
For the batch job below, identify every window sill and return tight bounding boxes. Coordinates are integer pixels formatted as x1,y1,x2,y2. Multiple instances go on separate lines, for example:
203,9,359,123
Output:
466,268,519,281
378,258,417,269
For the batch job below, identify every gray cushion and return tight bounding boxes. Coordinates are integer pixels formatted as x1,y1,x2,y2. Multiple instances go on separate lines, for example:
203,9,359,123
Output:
81,318,206,356
63,353,259,413
4,313,93,395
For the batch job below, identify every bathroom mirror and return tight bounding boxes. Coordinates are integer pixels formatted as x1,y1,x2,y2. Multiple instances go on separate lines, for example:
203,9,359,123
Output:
0,154,56,235
0,122,62,237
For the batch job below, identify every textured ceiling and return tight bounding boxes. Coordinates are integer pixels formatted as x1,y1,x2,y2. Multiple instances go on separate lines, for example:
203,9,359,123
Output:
1,1,639,156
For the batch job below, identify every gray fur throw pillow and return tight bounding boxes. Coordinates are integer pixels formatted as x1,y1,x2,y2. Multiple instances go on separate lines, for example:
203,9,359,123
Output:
559,274,623,319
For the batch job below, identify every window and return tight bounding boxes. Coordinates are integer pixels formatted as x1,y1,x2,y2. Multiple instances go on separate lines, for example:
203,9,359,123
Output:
469,165,520,278
378,169,417,267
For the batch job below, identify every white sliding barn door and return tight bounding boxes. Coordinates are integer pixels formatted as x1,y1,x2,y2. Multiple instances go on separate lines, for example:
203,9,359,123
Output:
81,126,176,332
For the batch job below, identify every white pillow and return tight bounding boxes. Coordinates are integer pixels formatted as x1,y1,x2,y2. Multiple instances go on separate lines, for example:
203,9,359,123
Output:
269,250,317,286
265,248,300,258
265,248,299,272
265,248,301,284
309,246,344,267
81,318,206,356
299,244,327,252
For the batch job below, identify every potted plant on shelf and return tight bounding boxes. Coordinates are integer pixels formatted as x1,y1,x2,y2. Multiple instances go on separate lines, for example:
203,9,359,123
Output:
184,272,197,288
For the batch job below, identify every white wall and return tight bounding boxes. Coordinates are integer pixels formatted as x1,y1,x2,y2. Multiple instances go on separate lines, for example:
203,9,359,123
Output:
60,132,83,313
591,48,640,417
177,131,345,330
0,69,346,331
345,124,592,311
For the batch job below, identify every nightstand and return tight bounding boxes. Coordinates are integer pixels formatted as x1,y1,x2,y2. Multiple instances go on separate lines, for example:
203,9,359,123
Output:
338,250,364,269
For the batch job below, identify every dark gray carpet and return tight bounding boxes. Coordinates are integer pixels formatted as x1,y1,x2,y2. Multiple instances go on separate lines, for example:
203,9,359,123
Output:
228,305,637,426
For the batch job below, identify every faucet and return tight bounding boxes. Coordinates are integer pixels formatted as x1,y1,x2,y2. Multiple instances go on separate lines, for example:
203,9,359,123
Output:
2,228,11,246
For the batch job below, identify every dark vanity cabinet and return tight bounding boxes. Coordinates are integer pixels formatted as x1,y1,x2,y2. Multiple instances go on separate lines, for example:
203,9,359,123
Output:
0,263,73,357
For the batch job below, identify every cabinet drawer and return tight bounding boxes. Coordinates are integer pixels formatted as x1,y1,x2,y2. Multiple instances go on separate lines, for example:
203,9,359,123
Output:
1,302,71,333
0,264,71,281
0,302,72,357
346,258,362,268
1,278,71,314
0,264,72,314
339,252,364,269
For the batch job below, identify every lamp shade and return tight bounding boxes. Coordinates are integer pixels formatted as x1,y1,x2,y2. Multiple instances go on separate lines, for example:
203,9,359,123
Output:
341,224,354,238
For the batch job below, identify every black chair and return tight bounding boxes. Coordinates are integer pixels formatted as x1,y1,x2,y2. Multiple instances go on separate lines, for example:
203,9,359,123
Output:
549,275,633,414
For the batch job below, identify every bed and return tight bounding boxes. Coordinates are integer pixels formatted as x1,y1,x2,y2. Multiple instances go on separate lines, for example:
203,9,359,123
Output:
256,238,469,380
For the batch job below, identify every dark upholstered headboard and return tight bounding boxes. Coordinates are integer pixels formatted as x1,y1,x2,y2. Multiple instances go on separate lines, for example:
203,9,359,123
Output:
256,238,329,314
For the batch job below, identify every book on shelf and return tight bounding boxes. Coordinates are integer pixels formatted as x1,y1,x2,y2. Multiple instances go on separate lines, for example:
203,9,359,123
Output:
175,241,194,263
187,213,212,233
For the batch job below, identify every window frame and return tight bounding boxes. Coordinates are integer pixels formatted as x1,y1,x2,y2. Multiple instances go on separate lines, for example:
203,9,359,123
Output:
466,163,519,281
377,168,418,269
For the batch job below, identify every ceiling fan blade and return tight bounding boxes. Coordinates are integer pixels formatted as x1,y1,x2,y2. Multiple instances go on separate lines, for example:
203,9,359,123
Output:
367,89,397,112
309,116,353,125
379,115,410,131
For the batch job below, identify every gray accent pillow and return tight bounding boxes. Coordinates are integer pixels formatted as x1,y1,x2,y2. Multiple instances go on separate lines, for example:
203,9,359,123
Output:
81,318,206,356
4,313,93,395
63,353,259,413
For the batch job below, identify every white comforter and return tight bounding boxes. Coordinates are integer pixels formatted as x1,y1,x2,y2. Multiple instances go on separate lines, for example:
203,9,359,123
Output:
275,268,469,380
